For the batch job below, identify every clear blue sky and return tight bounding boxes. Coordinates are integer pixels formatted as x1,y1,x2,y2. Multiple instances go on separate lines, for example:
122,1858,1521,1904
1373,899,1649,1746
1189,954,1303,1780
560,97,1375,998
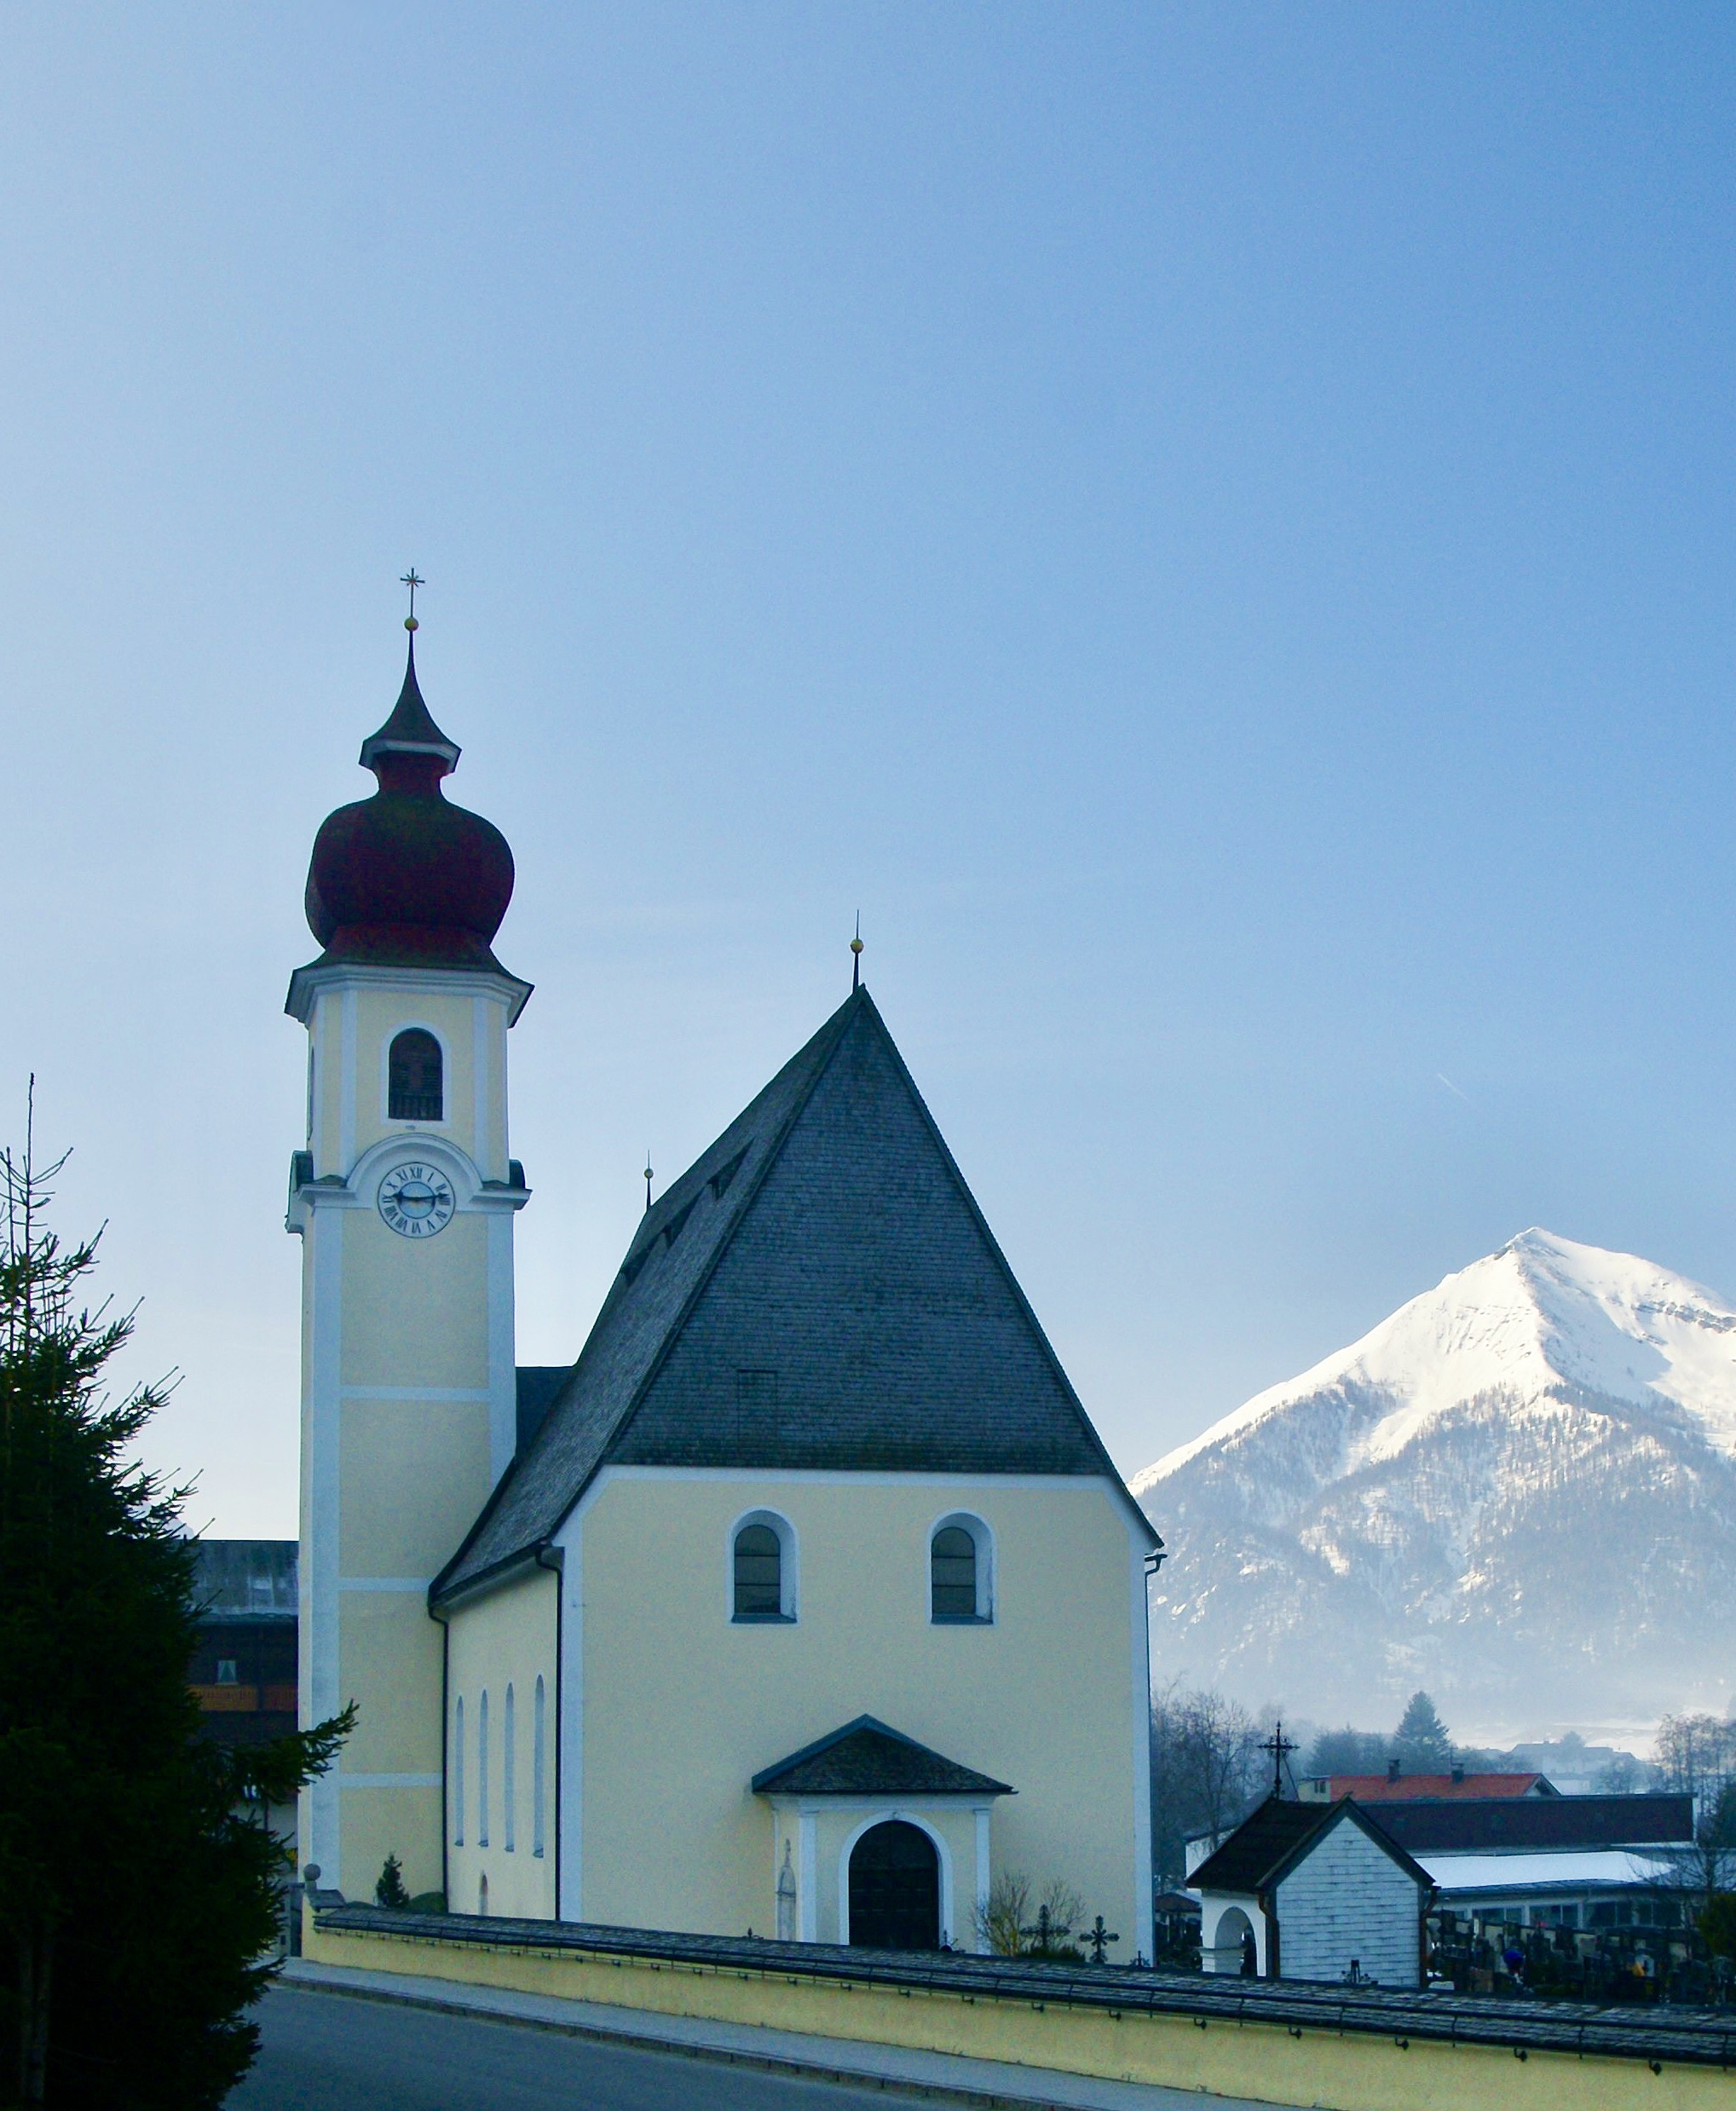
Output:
2,5,1733,1536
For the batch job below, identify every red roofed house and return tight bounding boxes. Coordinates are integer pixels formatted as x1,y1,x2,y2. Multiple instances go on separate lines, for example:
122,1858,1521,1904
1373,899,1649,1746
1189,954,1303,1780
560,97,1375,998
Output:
1300,1765,1556,1804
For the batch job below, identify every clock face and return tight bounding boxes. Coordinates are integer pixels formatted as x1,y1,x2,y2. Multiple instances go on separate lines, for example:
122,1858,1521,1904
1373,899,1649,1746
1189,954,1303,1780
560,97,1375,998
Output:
378,1162,456,1239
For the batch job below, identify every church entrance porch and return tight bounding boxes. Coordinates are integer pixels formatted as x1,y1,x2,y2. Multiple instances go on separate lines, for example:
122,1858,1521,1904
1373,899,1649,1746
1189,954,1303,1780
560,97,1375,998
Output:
753,1716,1012,1950
848,1820,940,1951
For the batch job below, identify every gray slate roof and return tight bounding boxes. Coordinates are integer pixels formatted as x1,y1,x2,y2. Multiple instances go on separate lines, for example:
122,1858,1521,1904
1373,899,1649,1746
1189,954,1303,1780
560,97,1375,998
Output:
434,987,1153,1605
751,1716,1014,1797
1191,1797,1433,1897
1371,1793,1694,1856
191,1539,298,1622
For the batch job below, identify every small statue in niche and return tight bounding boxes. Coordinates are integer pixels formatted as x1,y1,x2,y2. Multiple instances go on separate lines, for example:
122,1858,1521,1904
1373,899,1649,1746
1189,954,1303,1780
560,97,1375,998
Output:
776,1838,798,1941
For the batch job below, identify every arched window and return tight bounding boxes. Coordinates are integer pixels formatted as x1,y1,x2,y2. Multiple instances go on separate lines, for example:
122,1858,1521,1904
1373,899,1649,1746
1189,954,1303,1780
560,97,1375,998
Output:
389,1029,443,1122
931,1515,992,1623
731,1512,795,1622
533,1676,546,1859
504,1683,516,1852
478,1689,490,1847
453,1696,465,1845
478,1872,489,1917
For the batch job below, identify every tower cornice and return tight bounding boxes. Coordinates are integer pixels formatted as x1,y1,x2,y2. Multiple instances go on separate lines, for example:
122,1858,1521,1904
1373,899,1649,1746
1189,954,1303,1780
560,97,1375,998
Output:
285,956,534,1028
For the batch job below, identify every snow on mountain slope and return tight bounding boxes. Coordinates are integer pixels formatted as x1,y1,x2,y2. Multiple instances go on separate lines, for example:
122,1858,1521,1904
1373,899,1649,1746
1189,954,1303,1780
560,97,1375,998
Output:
1135,1231,1736,1735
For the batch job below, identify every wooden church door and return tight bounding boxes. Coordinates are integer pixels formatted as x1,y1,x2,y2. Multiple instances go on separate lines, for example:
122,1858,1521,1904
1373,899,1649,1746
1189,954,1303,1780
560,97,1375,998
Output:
848,1820,941,1950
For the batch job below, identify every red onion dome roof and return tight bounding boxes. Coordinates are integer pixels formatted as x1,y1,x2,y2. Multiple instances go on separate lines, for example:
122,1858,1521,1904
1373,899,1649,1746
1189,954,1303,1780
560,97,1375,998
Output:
303,640,516,973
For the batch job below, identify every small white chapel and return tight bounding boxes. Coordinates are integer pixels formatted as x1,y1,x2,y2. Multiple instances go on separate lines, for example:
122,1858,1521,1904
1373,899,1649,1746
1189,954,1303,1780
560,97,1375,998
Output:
291,620,1160,1956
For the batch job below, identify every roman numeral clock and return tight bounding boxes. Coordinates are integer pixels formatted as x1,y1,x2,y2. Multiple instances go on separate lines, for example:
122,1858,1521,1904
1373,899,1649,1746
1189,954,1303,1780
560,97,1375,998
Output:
378,1162,457,1238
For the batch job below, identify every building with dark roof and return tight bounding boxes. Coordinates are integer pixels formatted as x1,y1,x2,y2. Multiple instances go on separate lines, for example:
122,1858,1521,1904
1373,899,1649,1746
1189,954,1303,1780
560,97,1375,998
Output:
188,1538,297,1749
1190,1797,1433,1987
289,629,1160,1955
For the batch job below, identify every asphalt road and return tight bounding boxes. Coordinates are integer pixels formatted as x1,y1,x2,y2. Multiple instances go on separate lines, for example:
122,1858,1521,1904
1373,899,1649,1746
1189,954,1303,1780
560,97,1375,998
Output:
232,1986,954,2110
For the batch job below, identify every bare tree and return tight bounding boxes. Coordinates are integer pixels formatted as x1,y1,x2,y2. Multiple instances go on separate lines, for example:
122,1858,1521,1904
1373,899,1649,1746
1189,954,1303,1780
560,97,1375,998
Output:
1656,1713,1736,1800
1150,1681,1268,1885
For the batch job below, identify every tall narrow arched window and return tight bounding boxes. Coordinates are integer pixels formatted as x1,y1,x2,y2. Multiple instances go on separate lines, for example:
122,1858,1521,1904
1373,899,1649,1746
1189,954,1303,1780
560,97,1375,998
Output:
453,1697,465,1845
478,1689,490,1847
504,1683,516,1852
733,1515,795,1622
533,1676,546,1859
389,1029,443,1121
734,1524,780,1618
931,1515,992,1623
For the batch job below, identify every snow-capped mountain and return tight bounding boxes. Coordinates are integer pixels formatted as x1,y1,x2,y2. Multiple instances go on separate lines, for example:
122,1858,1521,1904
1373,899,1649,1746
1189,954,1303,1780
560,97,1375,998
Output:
1133,1230,1736,1737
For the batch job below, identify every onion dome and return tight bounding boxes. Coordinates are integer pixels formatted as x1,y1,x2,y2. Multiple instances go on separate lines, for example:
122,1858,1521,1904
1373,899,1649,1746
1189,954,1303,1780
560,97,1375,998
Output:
303,638,517,974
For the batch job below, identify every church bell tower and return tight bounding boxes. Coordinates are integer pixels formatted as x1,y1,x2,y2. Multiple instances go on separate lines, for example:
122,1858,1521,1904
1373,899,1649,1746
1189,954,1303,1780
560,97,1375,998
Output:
287,610,530,1900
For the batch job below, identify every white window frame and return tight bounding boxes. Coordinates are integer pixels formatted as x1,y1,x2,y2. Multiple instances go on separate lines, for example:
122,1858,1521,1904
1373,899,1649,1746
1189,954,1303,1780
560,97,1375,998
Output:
929,1510,995,1624
726,1507,799,1624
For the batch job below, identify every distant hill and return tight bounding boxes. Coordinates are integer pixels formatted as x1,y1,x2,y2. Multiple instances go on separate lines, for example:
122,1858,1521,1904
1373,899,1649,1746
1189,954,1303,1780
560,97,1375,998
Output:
1133,1230,1736,1738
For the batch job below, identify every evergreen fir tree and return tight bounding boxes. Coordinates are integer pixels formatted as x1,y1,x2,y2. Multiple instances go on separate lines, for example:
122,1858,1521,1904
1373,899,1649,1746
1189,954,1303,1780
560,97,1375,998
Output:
0,1104,351,2107
1393,1691,1452,1772
374,1854,411,1909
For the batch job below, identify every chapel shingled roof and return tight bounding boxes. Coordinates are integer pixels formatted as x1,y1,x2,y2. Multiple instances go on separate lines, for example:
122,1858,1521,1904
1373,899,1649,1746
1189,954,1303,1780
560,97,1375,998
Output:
432,986,1155,1606
1190,1798,1433,1898
751,1716,1014,1798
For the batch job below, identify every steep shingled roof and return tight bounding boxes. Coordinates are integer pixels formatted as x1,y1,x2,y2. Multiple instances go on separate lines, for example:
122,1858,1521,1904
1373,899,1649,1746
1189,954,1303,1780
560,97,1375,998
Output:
1191,1797,1433,1897
433,987,1154,1606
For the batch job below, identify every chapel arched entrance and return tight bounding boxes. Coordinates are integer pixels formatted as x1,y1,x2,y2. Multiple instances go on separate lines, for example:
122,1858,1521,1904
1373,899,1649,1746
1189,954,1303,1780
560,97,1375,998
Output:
847,1820,941,1951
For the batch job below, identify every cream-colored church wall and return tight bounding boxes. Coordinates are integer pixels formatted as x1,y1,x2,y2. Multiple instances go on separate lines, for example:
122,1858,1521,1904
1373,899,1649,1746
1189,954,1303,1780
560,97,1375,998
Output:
347,985,510,1175
307,981,510,1176
336,1784,445,1906
563,1471,1144,1952
337,1216,491,1389
337,1594,446,1774
338,1400,493,1577
445,1570,558,1921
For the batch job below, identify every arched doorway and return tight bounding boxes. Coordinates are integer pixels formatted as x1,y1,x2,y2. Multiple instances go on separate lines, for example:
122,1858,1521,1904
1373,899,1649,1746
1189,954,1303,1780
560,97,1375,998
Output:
1208,1904,1257,1975
848,1820,941,1950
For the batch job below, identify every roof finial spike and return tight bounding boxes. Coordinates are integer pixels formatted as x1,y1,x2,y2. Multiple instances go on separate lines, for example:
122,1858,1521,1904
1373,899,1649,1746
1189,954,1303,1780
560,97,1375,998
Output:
851,911,863,992
400,567,424,633
643,1151,654,1215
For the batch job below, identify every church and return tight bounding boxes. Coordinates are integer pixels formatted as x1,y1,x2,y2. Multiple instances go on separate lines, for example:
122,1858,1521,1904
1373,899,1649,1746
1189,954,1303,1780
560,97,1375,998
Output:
291,623,1159,1958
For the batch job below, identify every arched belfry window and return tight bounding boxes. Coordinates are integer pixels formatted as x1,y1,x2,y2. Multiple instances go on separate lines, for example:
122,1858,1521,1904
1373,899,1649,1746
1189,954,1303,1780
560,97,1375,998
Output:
389,1029,443,1122
931,1516,992,1624
731,1513,795,1623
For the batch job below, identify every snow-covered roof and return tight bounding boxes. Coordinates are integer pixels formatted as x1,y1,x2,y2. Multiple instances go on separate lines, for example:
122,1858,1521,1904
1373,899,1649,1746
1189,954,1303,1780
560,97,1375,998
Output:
1422,1849,1675,1896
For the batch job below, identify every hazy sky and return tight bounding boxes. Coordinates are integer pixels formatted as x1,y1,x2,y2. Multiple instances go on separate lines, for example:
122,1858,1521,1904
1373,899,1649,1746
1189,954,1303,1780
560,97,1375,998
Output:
3,5,1735,1538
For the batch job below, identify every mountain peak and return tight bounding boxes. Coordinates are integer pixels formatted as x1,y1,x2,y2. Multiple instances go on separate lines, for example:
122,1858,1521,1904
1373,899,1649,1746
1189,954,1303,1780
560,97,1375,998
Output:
1133,1229,1736,1498
1133,1231,1736,1732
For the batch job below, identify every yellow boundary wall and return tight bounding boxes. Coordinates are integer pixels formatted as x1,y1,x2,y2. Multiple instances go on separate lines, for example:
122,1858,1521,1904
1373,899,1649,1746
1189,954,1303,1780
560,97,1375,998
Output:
305,1918,1736,2110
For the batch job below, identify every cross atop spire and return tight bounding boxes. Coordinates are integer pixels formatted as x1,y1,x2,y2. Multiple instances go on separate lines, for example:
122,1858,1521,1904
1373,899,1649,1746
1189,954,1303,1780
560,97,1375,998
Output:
401,568,425,632
1260,1722,1297,1801
851,913,863,991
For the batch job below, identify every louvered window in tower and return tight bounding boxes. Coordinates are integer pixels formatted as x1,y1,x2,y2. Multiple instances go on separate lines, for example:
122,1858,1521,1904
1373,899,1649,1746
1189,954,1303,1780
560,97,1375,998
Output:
389,1030,443,1121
